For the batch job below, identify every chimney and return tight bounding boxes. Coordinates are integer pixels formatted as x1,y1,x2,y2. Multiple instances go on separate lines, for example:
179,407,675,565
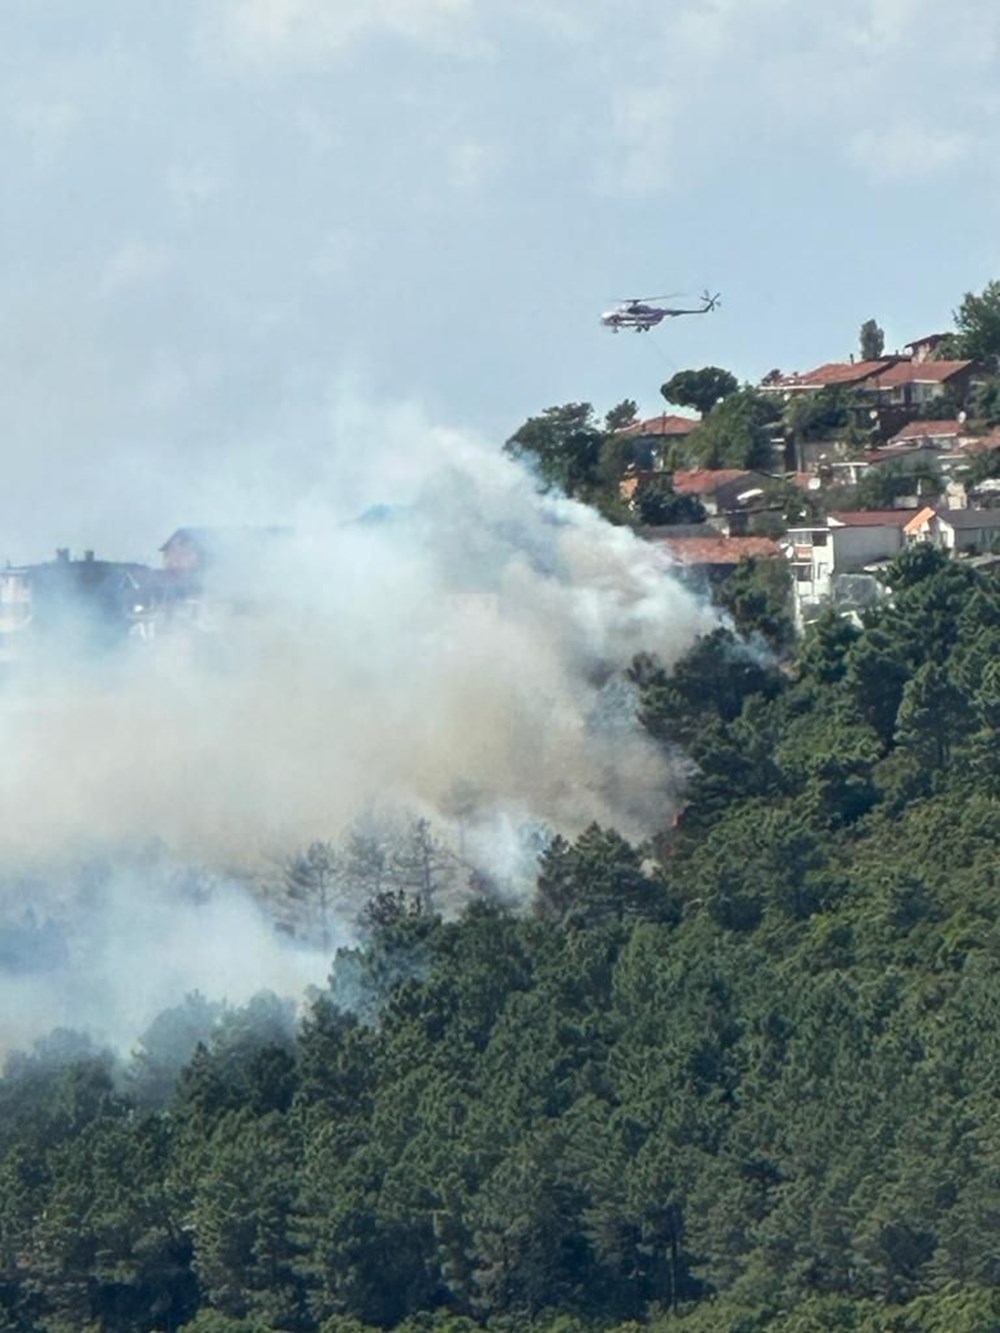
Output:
84,549,94,562
55,548,69,563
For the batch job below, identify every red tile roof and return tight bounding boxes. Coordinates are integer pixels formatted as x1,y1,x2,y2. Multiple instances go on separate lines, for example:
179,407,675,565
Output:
768,360,894,389
828,510,915,528
866,359,972,386
656,535,782,565
616,413,700,438
671,468,757,496
889,419,964,443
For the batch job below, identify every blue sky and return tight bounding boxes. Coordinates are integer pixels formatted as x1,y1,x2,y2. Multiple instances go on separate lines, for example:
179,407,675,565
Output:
3,0,1000,558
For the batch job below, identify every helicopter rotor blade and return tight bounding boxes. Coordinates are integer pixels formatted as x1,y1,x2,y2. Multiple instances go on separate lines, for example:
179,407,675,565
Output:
613,292,684,303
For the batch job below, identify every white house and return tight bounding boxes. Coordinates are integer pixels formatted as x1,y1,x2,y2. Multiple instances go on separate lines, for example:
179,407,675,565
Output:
785,510,912,627
903,506,1000,553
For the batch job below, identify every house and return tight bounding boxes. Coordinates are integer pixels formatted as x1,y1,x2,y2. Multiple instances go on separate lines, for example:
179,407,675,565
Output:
650,534,782,582
615,413,700,444
0,567,31,659
145,526,293,636
760,360,906,468
614,413,700,469
160,526,291,574
0,549,156,659
904,505,1000,553
861,360,976,412
159,526,295,606
784,510,913,626
621,468,777,531
863,441,944,475
903,334,950,363
887,419,972,451
760,360,897,397
671,469,774,517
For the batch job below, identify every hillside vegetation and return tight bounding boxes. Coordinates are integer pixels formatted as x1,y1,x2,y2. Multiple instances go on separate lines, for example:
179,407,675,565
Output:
2,546,1000,1331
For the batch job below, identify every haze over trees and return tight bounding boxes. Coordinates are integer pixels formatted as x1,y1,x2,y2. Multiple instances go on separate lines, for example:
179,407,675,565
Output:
1,546,1000,1331
503,402,605,499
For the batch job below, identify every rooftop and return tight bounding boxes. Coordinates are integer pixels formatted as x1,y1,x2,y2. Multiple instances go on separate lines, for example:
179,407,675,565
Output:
615,413,700,438
765,360,895,390
828,510,916,528
903,507,936,536
903,334,949,350
866,359,973,387
672,468,762,496
933,507,1000,530
889,419,966,443
654,535,782,565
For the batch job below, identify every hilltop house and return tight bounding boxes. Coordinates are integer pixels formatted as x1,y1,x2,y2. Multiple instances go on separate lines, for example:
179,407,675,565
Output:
761,360,897,397
784,510,913,626
614,413,700,470
862,360,976,412
646,533,782,583
903,506,1000,553
670,469,773,516
0,549,155,660
762,349,982,472
160,526,292,575
623,467,781,533
904,333,951,362
761,356,976,412
887,419,973,451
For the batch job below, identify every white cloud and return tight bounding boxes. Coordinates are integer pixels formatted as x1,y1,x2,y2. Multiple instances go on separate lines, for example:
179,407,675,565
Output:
291,105,342,159
14,100,79,166
447,140,496,192
505,0,600,43
850,123,971,182
311,227,363,281
167,162,225,218
602,85,677,196
98,241,172,300
588,0,1000,193
207,0,480,65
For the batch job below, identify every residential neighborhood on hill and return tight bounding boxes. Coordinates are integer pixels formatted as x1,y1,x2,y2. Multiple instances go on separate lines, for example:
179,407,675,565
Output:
5,310,1000,662
589,318,1000,634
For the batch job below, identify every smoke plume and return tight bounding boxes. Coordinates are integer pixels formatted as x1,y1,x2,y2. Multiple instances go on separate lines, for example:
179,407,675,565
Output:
0,397,718,1051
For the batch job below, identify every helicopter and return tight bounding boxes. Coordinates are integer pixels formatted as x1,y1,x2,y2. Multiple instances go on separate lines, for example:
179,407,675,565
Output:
601,289,720,333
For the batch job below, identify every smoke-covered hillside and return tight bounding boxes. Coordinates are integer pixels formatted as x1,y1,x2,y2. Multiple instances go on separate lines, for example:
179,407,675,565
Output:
0,427,718,1055
2,545,1000,1332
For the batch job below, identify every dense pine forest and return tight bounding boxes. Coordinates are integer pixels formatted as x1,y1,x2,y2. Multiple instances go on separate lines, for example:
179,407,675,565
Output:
4,543,1000,1332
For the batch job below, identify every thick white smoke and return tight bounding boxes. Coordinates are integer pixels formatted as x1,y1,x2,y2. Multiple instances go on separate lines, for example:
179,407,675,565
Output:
0,396,718,1052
